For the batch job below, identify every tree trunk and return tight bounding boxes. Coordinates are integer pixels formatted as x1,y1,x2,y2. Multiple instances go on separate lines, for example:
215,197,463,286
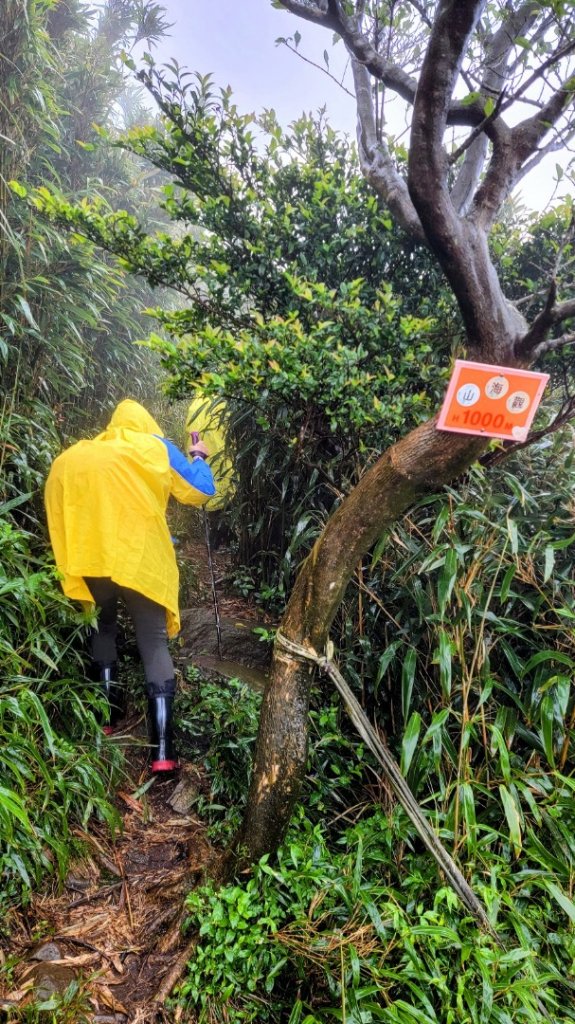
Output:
234,418,486,861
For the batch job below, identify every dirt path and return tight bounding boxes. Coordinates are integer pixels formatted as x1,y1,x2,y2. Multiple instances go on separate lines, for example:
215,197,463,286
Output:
1,727,216,1022
0,525,267,1022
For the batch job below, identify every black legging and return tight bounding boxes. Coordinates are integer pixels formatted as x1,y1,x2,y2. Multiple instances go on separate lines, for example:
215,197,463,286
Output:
85,577,175,696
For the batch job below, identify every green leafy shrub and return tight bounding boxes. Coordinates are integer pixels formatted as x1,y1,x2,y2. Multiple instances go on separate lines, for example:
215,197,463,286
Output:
176,673,261,840
0,503,120,908
181,802,575,1023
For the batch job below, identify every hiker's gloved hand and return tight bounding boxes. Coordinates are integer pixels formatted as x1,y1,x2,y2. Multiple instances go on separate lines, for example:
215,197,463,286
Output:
188,439,209,460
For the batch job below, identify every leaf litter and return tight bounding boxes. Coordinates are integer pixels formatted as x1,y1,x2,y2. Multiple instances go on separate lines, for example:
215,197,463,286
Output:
0,717,216,1022
0,534,264,1022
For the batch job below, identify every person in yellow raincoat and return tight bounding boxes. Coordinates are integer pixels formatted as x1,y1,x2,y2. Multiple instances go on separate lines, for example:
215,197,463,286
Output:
44,399,215,772
185,395,234,511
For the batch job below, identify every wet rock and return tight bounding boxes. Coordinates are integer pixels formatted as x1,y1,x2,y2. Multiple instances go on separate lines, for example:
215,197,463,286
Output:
190,655,268,692
167,772,200,814
32,962,75,1001
179,608,271,669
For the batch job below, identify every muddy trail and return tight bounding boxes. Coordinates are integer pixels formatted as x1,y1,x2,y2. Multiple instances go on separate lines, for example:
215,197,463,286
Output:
0,526,272,1023
2,748,213,1023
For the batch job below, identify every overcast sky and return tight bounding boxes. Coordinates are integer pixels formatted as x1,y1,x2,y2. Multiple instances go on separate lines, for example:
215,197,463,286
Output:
148,0,571,214
151,0,356,132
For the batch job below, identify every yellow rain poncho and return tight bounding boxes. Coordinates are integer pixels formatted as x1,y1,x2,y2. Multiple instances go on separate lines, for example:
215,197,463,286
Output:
45,399,215,637
186,395,234,510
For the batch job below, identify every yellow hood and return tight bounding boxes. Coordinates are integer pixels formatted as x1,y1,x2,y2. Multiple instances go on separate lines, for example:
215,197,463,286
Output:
104,399,163,437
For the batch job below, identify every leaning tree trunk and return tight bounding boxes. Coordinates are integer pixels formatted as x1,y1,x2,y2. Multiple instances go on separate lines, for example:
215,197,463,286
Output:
234,419,488,860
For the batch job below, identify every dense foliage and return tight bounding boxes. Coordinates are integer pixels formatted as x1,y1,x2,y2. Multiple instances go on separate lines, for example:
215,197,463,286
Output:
35,71,574,606
32,71,461,590
175,435,575,1023
0,0,168,904
0,499,120,906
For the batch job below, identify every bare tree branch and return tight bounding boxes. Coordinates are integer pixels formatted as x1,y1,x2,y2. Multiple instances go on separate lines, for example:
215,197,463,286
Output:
407,0,528,359
281,0,487,124
450,1,539,215
352,59,424,241
472,58,575,225
505,11,556,80
449,91,505,167
450,135,489,214
514,74,575,158
408,1,483,248
504,38,575,117
552,298,575,325
533,329,575,359
406,0,433,30
481,395,575,468
518,124,575,182
518,287,575,359
279,39,355,97
277,0,335,28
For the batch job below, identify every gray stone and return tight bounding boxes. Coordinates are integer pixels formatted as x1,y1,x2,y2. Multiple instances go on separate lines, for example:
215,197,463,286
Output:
33,963,74,1001
30,942,62,962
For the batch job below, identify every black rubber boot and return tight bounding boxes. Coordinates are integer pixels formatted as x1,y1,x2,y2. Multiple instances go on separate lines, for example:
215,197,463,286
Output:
89,662,125,734
148,695,178,772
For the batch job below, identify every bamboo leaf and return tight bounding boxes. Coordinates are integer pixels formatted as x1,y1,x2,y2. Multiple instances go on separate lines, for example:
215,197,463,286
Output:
401,648,417,722
543,545,555,583
506,517,518,555
438,547,458,614
400,711,421,776
499,564,516,603
543,882,575,925
0,786,34,834
523,649,575,674
460,783,477,847
499,784,522,855
15,294,39,330
433,628,452,699
539,694,556,767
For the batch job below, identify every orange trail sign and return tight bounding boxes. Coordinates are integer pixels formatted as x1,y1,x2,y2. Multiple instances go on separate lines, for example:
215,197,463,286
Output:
437,360,549,442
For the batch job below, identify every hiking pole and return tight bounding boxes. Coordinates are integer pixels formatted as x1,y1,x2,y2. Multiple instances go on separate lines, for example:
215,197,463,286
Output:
203,507,223,661
190,430,223,661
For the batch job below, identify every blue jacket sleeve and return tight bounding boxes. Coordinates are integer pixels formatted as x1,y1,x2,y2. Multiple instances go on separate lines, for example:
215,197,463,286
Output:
157,437,216,504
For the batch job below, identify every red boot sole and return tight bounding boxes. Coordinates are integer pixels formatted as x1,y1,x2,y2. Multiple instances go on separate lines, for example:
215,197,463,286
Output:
152,759,179,772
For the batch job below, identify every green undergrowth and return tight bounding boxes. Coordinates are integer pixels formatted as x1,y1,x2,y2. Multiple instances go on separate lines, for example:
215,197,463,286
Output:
174,441,575,1023
175,674,575,1023
0,503,122,918
181,810,575,1024
0,979,94,1024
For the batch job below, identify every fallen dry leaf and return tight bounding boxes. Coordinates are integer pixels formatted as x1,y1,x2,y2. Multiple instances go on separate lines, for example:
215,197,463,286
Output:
94,983,129,1014
117,791,144,814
